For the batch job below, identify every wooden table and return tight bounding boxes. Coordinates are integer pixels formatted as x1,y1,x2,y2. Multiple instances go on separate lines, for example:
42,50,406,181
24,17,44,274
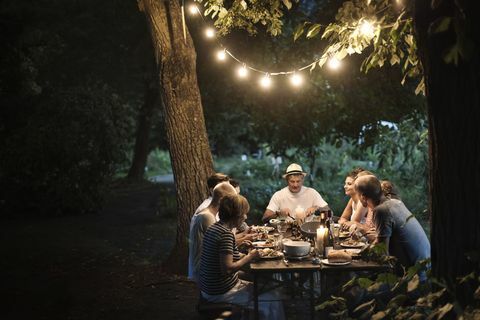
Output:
249,257,390,320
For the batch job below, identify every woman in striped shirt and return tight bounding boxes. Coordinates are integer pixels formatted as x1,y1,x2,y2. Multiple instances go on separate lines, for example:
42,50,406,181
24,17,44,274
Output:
199,194,285,320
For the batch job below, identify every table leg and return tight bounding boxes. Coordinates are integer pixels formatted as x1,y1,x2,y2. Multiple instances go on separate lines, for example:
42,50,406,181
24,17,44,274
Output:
254,272,259,320
310,273,315,320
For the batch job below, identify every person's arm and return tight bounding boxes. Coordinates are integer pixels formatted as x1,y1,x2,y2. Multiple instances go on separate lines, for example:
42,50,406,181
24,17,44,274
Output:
220,250,259,275
339,198,354,225
262,209,277,223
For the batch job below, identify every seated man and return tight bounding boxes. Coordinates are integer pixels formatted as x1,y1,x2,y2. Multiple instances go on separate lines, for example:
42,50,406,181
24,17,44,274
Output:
188,182,237,283
354,175,430,279
194,173,230,214
262,163,329,224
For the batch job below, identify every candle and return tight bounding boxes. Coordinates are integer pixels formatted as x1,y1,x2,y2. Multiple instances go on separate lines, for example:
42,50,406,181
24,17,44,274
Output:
316,226,326,256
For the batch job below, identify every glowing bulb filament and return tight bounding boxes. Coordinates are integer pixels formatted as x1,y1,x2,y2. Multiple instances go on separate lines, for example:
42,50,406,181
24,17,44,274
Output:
237,65,248,78
360,20,375,38
217,49,226,61
189,4,198,15
290,73,303,87
205,28,215,38
260,74,272,88
328,57,341,70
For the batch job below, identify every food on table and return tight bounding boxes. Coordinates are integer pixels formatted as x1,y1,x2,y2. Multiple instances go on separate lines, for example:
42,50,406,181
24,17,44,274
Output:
258,248,282,258
251,226,274,233
327,250,352,263
253,239,275,248
339,231,351,238
342,238,361,246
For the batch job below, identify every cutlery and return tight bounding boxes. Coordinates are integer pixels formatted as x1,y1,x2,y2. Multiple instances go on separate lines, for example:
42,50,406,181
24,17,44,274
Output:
283,258,289,267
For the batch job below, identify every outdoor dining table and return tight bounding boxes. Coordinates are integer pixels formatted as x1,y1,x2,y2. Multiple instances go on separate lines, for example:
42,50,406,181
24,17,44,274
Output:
249,245,391,320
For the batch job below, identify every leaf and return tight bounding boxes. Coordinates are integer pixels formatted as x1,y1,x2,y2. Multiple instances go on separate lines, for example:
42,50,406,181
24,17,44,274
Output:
240,0,247,10
377,272,398,285
336,48,348,61
371,311,387,320
390,54,401,66
415,77,425,95
429,16,451,34
218,8,228,19
408,274,420,292
353,299,375,314
306,24,322,39
293,23,305,41
358,277,373,288
388,294,408,308
282,0,292,10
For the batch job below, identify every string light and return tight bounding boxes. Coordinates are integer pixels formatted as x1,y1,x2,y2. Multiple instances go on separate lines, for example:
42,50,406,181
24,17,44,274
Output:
260,74,272,88
189,4,199,15
327,57,341,70
237,64,248,78
216,49,227,61
205,28,215,38
185,1,367,89
290,73,303,87
359,20,375,38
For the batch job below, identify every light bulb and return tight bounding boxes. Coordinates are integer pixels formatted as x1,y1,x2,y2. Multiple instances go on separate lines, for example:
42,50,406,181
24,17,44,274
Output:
237,65,248,78
216,49,226,61
189,4,198,15
260,74,272,88
359,20,375,38
205,28,215,38
328,57,341,70
290,73,303,87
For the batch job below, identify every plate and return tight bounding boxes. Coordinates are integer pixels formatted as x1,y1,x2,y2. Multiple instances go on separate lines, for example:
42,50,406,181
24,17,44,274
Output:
340,241,365,249
321,259,351,266
252,241,275,248
343,248,362,255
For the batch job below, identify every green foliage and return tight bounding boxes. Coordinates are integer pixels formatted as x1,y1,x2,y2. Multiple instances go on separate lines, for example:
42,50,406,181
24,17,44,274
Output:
145,148,172,176
317,255,480,319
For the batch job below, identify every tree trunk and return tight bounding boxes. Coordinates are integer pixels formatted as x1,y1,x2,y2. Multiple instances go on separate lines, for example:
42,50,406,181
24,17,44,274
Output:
139,0,214,274
127,73,159,181
414,0,480,288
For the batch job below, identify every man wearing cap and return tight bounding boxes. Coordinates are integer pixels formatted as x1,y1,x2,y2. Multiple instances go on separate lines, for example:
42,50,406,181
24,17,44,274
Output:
262,163,329,224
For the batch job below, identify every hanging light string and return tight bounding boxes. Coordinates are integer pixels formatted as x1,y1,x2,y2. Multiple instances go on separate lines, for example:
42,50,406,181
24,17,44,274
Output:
188,2,320,77
185,1,399,87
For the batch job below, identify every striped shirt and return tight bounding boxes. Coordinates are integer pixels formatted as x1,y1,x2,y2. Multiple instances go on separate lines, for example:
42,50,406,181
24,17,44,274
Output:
199,222,240,295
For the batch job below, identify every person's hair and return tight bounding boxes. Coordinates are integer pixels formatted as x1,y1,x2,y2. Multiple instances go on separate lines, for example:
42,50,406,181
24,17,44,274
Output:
381,180,401,200
218,194,250,222
207,173,229,189
229,179,240,188
355,170,375,179
355,175,383,202
211,182,237,207
347,167,365,179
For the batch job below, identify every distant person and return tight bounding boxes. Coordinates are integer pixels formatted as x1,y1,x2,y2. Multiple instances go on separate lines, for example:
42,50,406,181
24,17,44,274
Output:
188,182,237,282
194,173,230,214
199,194,285,320
381,180,401,200
339,168,368,228
355,175,430,279
262,163,329,224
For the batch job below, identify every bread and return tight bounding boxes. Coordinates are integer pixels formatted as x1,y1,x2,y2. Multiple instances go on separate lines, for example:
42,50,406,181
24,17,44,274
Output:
327,250,352,263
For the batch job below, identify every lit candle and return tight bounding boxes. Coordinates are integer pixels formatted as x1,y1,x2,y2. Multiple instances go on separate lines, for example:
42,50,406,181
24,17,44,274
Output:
316,226,326,256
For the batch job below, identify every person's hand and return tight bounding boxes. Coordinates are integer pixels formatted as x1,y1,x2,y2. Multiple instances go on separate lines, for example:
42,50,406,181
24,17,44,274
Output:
340,220,354,230
304,207,317,217
278,208,291,219
238,240,253,252
248,249,260,260
242,233,255,242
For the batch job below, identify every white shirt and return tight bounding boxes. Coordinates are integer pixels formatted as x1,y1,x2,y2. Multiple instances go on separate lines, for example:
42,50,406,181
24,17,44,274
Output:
194,196,212,214
266,186,328,220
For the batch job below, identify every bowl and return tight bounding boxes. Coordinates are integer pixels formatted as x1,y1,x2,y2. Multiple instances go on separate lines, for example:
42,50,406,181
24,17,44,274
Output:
283,240,311,257
269,218,281,226
300,221,323,239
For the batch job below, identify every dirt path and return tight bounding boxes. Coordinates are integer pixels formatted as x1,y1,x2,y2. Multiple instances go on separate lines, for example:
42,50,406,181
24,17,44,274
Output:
0,182,200,320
